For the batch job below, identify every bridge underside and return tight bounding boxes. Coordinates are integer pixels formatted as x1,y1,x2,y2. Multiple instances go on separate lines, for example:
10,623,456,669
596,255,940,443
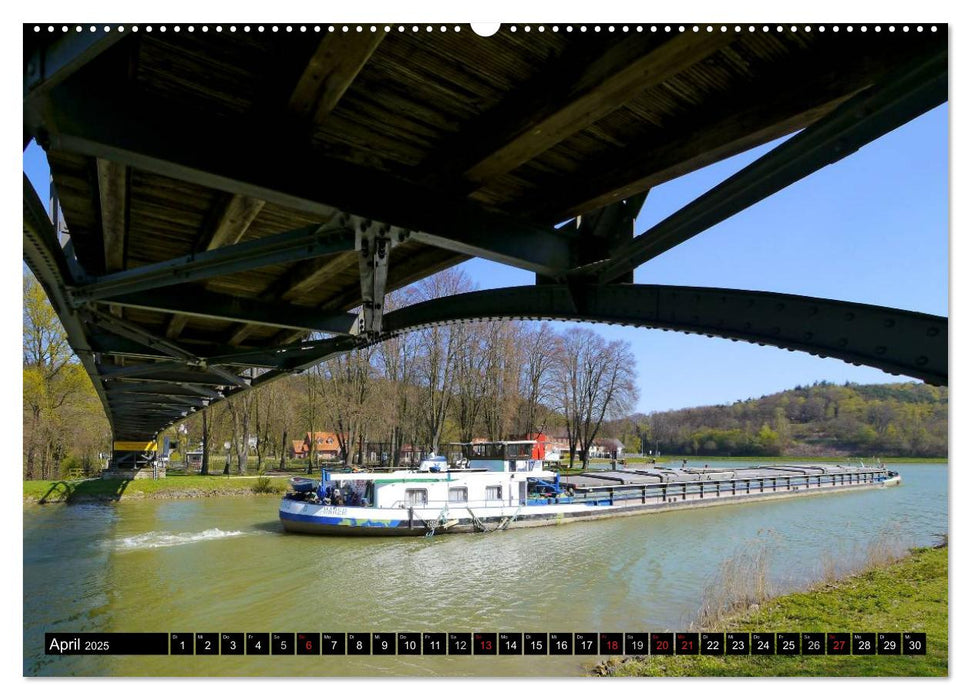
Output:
22,24,948,444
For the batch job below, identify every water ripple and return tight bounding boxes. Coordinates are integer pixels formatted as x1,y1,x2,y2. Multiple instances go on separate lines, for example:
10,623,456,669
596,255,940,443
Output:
111,528,250,551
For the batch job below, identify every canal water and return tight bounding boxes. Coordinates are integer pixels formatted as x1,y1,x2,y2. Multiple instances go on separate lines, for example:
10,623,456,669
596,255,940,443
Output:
24,461,947,677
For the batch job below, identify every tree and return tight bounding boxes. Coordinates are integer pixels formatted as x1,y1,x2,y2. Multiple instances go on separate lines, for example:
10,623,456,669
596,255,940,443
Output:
413,269,472,452
225,386,254,475
23,273,109,479
452,322,489,442
556,328,638,469
480,321,520,441
375,290,419,468
302,359,325,470
514,322,560,436
317,346,379,466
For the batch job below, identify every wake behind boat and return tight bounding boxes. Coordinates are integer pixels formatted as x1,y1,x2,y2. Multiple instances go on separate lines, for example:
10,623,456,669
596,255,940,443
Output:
279,441,900,536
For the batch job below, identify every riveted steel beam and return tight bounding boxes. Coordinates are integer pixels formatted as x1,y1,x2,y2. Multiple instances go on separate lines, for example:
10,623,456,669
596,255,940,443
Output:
378,285,947,385
24,173,119,432
97,360,190,379
101,286,360,336
83,307,200,362
104,380,223,400
71,220,355,303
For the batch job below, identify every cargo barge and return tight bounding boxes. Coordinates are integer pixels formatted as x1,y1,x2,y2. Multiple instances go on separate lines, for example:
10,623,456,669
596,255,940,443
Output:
279,441,899,536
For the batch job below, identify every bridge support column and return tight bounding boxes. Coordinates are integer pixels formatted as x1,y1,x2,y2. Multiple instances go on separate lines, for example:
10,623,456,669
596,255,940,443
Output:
103,439,163,479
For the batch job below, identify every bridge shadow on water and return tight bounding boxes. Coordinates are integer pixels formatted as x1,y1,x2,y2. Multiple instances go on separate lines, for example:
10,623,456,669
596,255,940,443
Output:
39,478,131,504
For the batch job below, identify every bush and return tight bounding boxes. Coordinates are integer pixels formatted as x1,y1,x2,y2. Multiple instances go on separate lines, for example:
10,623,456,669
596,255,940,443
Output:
58,455,85,480
251,473,282,494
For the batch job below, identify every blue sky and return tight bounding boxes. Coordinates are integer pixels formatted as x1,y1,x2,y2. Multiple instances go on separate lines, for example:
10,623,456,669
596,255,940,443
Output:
23,102,947,416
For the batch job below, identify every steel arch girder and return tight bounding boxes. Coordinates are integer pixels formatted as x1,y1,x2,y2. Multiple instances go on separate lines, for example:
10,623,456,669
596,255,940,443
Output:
380,285,947,386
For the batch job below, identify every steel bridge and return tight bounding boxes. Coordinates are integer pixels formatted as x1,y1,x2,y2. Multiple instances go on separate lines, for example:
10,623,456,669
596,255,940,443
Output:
22,24,947,466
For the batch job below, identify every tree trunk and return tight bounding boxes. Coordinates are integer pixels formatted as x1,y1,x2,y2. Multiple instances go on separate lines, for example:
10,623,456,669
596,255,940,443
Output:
201,409,210,475
279,428,288,471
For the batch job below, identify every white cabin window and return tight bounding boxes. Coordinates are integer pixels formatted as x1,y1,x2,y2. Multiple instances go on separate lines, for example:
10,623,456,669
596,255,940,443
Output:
486,485,502,500
448,487,468,503
405,489,428,506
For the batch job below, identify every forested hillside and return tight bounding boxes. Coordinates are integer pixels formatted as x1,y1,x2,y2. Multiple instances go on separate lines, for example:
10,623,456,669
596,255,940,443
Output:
614,382,947,458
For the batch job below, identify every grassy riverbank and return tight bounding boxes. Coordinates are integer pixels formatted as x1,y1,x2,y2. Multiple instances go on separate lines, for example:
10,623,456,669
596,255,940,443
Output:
23,475,290,504
593,545,948,677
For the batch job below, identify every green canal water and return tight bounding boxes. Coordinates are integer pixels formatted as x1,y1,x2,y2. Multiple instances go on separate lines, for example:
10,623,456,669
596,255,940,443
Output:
24,461,947,677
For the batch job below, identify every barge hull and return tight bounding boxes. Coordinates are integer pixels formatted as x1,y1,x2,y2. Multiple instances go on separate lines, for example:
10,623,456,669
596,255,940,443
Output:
280,472,897,536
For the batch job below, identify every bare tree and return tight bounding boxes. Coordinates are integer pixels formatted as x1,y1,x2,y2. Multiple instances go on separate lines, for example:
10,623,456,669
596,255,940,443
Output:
557,328,638,469
375,289,419,468
480,321,520,441
413,269,473,452
302,362,325,471
252,372,288,472
226,388,254,475
318,345,379,467
514,322,560,435
452,322,489,441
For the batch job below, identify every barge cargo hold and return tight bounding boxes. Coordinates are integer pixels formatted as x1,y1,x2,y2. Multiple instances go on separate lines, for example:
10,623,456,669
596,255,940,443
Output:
279,441,900,536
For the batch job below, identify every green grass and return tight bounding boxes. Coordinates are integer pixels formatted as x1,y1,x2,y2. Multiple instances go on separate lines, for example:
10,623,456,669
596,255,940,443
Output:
596,545,948,677
23,474,290,503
